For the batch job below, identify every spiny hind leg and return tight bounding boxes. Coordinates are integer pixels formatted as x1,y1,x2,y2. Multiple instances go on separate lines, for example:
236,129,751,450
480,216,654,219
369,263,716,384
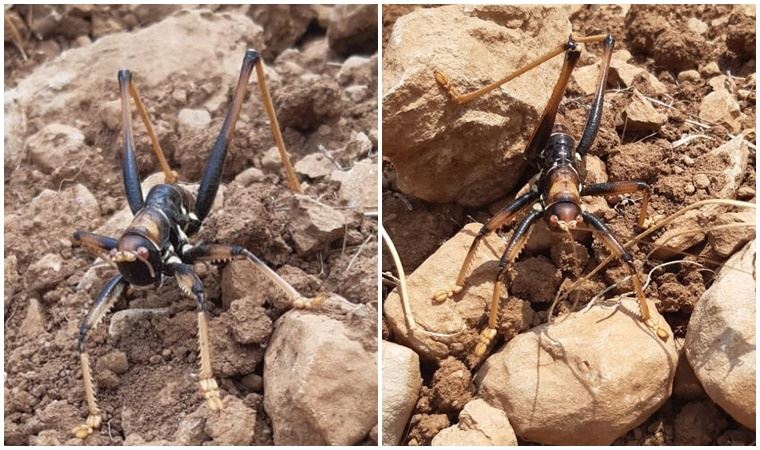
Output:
122,70,178,183
169,263,222,410
581,211,668,341
433,191,539,303
474,210,542,358
72,275,128,438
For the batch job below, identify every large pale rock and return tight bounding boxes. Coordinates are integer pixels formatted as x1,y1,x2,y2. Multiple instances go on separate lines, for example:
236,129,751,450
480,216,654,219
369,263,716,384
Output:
383,5,572,206
5,9,263,152
431,398,517,446
476,297,677,445
264,297,377,445
384,223,507,361
382,341,422,446
685,240,755,430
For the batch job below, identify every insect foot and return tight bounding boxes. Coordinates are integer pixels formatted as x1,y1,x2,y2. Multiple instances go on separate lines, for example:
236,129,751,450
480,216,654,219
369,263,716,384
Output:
200,378,223,411
473,327,497,357
292,295,325,310
71,414,102,439
647,319,670,341
433,70,451,90
432,285,462,303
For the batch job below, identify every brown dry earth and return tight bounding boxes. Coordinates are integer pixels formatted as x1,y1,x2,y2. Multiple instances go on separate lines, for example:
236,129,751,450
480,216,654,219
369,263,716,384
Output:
5,5,378,446
382,4,755,446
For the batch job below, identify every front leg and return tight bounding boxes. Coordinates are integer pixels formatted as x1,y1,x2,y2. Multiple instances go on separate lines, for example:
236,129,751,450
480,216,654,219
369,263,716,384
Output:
72,231,118,260
72,275,128,439
433,190,539,302
475,209,542,358
167,263,222,411
182,244,321,310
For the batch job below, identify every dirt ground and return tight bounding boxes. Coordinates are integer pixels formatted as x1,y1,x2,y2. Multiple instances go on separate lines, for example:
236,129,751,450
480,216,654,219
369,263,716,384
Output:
382,4,755,446
5,5,377,445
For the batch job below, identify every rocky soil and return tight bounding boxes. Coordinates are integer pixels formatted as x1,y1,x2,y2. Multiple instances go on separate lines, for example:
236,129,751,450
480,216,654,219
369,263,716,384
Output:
5,5,378,445
382,4,755,446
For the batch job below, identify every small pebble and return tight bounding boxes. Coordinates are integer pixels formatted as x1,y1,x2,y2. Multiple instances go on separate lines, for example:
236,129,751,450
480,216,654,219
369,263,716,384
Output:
673,166,684,174
700,62,721,78
162,349,172,360
172,88,187,103
736,186,755,199
686,17,709,35
73,36,92,48
684,184,696,195
682,155,695,166
677,70,701,84
149,355,162,365
694,174,710,189
240,373,263,392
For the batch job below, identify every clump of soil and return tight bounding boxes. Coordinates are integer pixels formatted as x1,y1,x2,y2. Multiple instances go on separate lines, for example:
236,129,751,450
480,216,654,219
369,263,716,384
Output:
382,4,755,446
5,5,377,446
430,357,473,414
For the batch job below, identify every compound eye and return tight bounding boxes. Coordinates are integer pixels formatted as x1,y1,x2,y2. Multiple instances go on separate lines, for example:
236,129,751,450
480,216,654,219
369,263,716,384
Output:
549,215,559,227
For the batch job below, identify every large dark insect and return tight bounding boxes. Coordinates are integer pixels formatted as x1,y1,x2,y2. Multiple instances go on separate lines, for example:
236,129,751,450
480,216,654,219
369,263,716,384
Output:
433,34,669,358
70,49,313,438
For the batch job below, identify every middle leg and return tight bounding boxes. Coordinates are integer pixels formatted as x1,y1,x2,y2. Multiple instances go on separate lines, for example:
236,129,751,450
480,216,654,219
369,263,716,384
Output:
581,181,650,227
581,211,668,341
